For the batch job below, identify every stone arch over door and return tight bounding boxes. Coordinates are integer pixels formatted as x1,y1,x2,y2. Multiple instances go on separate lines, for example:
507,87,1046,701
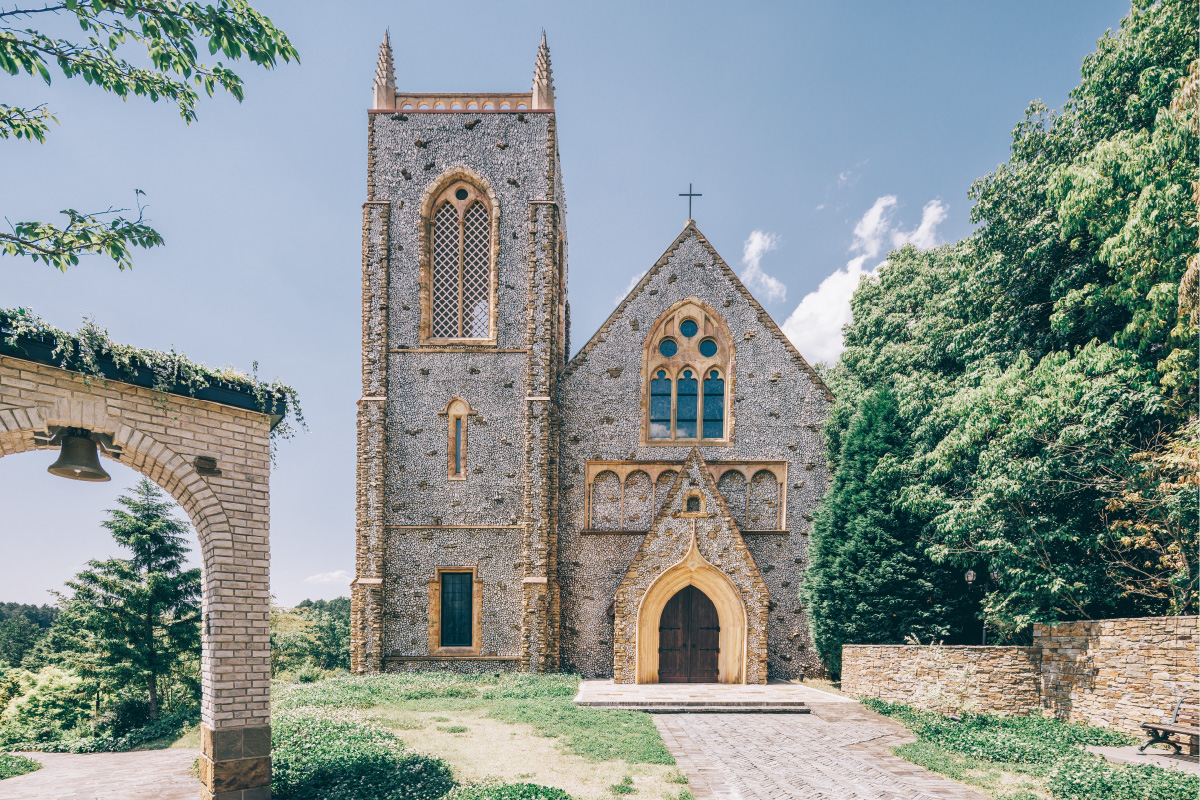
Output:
634,534,748,684
0,355,274,799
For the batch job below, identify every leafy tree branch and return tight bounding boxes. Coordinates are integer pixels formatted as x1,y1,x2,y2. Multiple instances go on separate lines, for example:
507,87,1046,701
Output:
1,0,297,270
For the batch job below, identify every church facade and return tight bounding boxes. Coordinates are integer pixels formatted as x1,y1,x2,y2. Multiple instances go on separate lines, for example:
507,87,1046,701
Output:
351,34,833,682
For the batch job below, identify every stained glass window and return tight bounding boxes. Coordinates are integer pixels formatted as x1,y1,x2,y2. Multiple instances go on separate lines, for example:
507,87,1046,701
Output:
650,370,672,439
676,369,698,438
703,369,725,439
679,319,698,338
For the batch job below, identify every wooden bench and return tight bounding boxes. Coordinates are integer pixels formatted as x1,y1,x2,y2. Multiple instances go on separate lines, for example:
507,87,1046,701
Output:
1140,699,1199,755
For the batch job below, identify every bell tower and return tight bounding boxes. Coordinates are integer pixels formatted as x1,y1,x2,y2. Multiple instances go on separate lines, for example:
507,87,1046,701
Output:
353,33,567,675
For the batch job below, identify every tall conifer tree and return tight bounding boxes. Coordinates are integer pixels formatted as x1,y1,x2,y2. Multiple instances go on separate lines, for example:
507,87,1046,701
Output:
802,387,969,676
63,479,201,718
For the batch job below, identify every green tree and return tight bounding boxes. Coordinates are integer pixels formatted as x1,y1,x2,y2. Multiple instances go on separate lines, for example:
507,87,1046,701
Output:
1,0,297,271
0,617,42,667
802,387,971,676
815,0,1199,658
62,478,200,718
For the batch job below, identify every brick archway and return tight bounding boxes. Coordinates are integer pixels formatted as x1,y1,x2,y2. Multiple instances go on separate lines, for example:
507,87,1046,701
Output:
1,355,274,799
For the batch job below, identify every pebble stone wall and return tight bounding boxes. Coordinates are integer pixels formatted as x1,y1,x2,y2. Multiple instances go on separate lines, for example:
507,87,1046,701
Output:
1035,615,1199,738
354,107,566,673
611,449,770,684
0,355,274,800
557,225,832,679
841,645,1043,715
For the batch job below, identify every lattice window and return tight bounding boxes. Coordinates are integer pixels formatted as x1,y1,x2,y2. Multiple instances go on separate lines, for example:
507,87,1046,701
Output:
426,181,493,340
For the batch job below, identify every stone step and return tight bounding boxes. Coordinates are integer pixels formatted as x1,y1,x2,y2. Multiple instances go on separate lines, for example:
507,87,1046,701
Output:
575,700,810,713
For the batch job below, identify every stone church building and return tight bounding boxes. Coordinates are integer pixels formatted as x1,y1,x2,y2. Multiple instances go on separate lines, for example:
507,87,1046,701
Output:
352,33,832,683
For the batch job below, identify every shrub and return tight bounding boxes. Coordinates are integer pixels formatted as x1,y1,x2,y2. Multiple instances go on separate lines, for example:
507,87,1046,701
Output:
0,752,42,780
6,707,198,753
272,707,453,800
293,659,322,684
1048,752,1200,800
0,667,91,744
446,783,575,800
95,691,154,736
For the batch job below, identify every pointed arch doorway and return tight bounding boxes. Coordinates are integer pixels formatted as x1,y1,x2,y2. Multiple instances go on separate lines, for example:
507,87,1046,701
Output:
658,585,720,683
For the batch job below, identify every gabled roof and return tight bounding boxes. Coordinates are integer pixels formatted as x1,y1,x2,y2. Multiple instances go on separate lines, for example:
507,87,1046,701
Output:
563,221,833,401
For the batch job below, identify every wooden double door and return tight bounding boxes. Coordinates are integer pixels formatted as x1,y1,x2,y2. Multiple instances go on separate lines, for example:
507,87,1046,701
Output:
657,585,720,683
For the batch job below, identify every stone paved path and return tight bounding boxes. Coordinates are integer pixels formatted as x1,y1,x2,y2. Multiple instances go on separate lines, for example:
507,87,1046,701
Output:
0,749,196,800
655,702,988,800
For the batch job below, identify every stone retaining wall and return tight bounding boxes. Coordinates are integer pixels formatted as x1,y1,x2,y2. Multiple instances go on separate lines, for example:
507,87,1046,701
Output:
841,645,1042,714
841,616,1199,736
1034,615,1198,737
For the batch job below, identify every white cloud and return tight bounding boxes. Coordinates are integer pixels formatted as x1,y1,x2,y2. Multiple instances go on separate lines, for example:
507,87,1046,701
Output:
740,230,787,302
814,203,825,211
614,271,644,306
305,569,352,585
892,199,949,250
782,195,947,365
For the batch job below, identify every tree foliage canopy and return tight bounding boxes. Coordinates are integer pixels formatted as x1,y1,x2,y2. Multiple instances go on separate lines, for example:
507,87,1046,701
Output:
809,0,1198,657
1,0,297,270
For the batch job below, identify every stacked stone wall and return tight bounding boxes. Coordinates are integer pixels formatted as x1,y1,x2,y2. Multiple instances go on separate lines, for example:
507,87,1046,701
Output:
1035,615,1198,737
841,616,1199,736
841,645,1042,715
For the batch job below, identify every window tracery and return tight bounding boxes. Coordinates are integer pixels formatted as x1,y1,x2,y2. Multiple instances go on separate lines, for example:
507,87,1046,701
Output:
420,171,498,344
640,300,734,445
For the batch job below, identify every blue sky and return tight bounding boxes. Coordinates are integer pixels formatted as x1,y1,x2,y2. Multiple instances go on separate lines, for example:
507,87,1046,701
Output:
1,0,1132,605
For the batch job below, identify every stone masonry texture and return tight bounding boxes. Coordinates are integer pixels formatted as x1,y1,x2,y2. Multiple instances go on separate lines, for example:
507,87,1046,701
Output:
0,355,274,798
841,616,1199,737
355,99,833,680
1034,615,1199,737
842,645,1043,715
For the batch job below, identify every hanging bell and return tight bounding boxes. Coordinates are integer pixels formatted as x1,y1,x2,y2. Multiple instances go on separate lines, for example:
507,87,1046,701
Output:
47,429,111,482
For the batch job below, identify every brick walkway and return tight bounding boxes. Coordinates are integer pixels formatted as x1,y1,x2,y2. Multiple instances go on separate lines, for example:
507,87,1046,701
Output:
0,750,196,800
654,701,987,800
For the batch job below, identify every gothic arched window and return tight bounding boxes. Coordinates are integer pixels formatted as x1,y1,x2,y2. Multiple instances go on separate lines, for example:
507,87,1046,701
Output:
421,173,496,343
641,299,735,445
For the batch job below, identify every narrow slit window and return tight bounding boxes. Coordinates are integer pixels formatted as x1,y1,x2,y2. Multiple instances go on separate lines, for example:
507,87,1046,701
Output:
703,369,725,439
676,370,698,438
440,572,473,647
454,418,463,474
650,370,672,439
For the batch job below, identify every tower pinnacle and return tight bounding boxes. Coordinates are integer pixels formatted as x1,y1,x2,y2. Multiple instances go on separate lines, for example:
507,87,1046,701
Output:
532,30,555,110
373,29,395,110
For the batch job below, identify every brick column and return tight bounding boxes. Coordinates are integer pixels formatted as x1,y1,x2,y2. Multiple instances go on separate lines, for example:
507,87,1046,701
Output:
352,199,391,672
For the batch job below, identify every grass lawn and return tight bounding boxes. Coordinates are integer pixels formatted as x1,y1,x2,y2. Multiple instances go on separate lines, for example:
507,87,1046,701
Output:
864,699,1199,800
272,672,691,800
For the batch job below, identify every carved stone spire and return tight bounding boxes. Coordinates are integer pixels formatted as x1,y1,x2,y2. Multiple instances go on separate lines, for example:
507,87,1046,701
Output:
531,30,555,110
372,29,395,110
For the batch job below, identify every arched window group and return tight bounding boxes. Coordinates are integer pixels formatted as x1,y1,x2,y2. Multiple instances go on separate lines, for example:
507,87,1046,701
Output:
642,300,733,444
427,179,492,340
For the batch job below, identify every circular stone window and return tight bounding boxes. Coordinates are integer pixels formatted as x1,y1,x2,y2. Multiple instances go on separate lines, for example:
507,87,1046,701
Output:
698,338,718,357
659,339,678,357
679,319,699,338
455,188,469,201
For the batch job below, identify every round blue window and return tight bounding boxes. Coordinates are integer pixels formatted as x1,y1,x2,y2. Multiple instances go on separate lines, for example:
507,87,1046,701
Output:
659,339,678,357
679,319,699,338
698,338,718,357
